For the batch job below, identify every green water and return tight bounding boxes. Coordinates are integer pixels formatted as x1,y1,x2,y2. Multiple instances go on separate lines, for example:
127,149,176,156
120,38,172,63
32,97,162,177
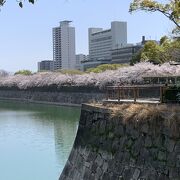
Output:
0,101,80,180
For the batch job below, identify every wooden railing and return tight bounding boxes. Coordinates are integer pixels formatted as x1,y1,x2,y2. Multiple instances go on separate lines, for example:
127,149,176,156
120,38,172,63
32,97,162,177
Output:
106,85,167,103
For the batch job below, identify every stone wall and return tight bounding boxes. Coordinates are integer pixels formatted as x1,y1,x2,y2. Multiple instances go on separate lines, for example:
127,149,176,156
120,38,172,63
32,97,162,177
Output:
60,104,180,180
0,90,104,106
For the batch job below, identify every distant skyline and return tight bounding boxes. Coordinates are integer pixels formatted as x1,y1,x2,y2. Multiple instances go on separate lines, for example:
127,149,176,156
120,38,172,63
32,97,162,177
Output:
0,0,174,72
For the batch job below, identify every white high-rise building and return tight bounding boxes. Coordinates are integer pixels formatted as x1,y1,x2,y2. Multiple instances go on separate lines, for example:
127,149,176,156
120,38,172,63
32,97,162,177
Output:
53,21,76,70
88,21,127,61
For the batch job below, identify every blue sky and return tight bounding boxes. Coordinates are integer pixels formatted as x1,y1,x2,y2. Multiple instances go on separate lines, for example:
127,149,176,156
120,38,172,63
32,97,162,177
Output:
0,0,174,72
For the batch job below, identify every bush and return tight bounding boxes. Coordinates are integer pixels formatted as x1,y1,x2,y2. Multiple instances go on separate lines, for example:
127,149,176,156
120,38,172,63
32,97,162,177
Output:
14,70,32,76
55,69,84,75
164,86,180,102
86,64,128,73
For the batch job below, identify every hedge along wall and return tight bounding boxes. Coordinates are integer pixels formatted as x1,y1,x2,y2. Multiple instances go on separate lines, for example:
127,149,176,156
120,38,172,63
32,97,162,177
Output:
60,104,180,180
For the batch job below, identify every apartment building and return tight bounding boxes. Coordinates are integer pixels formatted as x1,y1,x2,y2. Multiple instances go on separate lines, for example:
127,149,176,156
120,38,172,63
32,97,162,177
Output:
53,21,76,70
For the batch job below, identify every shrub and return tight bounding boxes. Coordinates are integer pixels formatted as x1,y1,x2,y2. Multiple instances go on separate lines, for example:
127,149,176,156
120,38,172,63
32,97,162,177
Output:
14,70,32,76
86,64,128,73
55,69,84,75
164,86,180,102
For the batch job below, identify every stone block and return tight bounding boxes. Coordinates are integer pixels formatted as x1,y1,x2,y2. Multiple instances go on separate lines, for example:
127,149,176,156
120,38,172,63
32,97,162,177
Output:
130,129,139,140
149,148,158,160
141,123,149,134
91,162,98,174
122,152,130,164
101,151,109,161
158,151,167,161
89,173,95,180
73,169,81,180
87,151,97,162
132,168,141,180
108,159,116,172
95,154,103,167
122,167,133,180
114,151,124,162
111,174,120,180
145,136,152,148
85,161,91,168
140,148,150,160
164,137,175,153
108,131,114,139
119,136,127,150
125,138,134,149
76,154,84,168
176,154,180,168
101,151,113,160
102,172,111,180
112,139,120,152
153,135,164,149
169,168,180,179
126,123,134,136
114,124,124,137
129,158,136,167
102,161,108,173
136,156,145,168
103,139,112,152
131,137,143,157
175,141,180,153
114,163,124,175
96,167,103,178
158,174,170,180
139,169,158,180
167,152,176,167
99,120,106,134
83,167,91,179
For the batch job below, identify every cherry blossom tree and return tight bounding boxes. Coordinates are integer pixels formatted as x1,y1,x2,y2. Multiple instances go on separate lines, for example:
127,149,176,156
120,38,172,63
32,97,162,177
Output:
0,62,180,90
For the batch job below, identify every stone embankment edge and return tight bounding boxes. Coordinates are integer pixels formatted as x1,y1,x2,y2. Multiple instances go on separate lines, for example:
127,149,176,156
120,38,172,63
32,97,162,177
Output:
59,103,180,180
0,97,81,107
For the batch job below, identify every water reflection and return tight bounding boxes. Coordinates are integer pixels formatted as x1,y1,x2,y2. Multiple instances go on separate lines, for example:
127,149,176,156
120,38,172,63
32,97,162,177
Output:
0,100,80,180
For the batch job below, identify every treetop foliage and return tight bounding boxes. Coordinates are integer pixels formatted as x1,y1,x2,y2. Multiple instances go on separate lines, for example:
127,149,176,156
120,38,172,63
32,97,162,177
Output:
14,70,32,76
0,0,35,8
129,0,180,30
55,69,85,75
86,64,128,73
131,37,180,65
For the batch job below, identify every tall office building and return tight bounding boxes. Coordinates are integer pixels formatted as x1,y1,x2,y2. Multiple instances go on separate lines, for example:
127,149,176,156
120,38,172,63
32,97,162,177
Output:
88,21,127,61
53,21,76,70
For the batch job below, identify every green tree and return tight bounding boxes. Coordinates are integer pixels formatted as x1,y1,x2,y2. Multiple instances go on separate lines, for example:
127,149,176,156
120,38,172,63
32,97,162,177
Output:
162,38,180,62
130,37,180,64
86,64,128,73
131,41,164,64
130,49,143,65
14,70,32,75
129,0,180,32
0,0,35,8
55,69,85,75
142,41,164,63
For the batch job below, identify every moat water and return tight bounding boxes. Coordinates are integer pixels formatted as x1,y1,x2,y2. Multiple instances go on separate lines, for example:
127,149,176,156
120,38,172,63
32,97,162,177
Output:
0,101,80,180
